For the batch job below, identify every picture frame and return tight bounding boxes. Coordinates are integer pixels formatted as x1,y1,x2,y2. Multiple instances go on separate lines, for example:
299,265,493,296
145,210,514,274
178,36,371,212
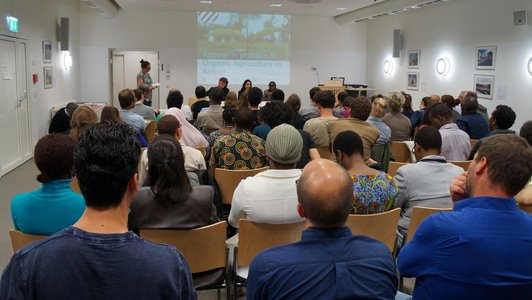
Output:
407,50,420,68
42,40,53,64
474,74,494,99
475,46,496,70
406,72,419,90
44,66,53,89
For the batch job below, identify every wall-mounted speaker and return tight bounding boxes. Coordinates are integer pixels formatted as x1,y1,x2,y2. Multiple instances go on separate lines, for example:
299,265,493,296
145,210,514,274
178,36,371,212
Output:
393,29,402,58
59,17,70,51
513,10,528,26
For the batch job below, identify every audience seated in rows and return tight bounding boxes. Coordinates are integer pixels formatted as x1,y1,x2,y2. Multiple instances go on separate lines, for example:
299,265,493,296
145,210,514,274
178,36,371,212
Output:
284,93,305,129
398,134,532,299
410,96,430,131
100,106,148,147
401,92,414,119
328,96,379,165
303,90,338,148
70,105,97,141
332,91,347,118
516,120,532,207
367,97,392,146
224,90,238,108
270,88,285,102
164,88,192,121
10,134,85,236
382,92,412,141
164,106,209,149
208,107,236,148
209,107,267,172
440,94,461,123
333,131,397,214
457,93,489,139
118,89,146,136
248,87,263,130
1,123,196,299
191,85,210,121
458,90,489,122
394,126,463,247
228,124,305,228
299,86,321,122
428,103,471,161
469,104,516,159
196,87,224,135
247,159,399,299
48,102,78,134
133,86,156,120
340,95,355,118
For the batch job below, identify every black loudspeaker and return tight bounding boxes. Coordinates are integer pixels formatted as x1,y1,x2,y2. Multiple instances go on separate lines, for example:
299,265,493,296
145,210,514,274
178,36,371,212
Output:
60,17,69,51
393,29,401,58
513,10,527,26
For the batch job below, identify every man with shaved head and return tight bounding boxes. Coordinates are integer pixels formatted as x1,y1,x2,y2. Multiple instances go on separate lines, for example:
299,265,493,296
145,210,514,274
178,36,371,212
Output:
247,159,398,300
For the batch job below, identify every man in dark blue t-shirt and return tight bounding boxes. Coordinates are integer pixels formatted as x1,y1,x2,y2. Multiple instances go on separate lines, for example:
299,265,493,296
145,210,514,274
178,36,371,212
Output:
0,123,196,300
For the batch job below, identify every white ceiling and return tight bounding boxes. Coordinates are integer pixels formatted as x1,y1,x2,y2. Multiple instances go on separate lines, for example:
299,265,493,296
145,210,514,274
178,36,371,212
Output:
113,0,389,17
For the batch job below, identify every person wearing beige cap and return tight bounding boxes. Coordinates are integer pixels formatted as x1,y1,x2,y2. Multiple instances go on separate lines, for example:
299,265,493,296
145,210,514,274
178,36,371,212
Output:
228,124,306,228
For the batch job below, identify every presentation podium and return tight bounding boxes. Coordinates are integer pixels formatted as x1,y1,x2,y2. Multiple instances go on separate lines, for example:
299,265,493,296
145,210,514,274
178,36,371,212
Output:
319,81,379,97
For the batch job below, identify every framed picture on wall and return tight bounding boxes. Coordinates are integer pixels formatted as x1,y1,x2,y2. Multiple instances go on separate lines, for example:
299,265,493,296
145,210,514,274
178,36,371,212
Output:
474,74,494,99
408,50,420,68
42,41,53,64
475,46,496,70
407,72,419,90
44,66,53,89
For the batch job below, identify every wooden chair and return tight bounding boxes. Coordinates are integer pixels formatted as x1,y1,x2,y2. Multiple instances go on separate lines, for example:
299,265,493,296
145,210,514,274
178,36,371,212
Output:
214,167,269,205
140,222,228,298
9,229,47,252
387,162,409,177
188,97,200,107
519,204,532,214
404,206,452,244
145,120,157,142
391,141,412,163
316,146,334,160
449,160,471,170
70,176,81,194
346,208,401,253
195,146,206,157
470,139,478,149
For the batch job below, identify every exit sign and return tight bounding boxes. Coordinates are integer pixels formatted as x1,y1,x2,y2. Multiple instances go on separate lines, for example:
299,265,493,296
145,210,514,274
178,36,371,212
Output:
7,16,18,33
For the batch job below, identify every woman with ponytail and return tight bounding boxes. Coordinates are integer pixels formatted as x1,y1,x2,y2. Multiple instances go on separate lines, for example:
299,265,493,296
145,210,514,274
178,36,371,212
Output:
10,134,86,235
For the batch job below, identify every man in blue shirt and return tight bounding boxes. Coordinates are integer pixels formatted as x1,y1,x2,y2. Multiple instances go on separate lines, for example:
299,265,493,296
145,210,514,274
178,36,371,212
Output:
456,93,489,139
1,123,195,300
247,159,398,300
119,88,146,136
398,134,532,299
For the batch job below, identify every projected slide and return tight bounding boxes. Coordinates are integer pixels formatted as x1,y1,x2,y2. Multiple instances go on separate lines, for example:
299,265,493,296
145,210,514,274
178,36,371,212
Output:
197,12,290,85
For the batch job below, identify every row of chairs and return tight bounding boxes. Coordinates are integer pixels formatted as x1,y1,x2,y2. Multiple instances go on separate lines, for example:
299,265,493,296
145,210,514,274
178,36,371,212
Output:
388,160,472,177
391,140,478,163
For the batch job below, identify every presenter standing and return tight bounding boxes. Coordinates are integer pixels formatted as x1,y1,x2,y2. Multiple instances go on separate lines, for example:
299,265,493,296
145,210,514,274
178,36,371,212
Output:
137,59,158,107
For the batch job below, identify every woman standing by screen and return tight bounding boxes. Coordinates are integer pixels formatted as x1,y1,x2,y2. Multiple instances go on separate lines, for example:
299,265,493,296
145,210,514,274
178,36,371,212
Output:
137,59,157,107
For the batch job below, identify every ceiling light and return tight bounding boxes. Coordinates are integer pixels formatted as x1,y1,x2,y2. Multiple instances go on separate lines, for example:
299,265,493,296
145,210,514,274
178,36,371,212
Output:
436,57,450,76
64,52,73,70
337,7,347,11
383,59,393,75
200,0,212,3
528,57,532,76
270,3,282,7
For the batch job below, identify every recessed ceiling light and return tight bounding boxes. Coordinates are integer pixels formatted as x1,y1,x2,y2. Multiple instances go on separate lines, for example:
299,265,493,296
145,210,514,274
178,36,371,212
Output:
337,7,347,11
200,0,212,4
270,3,282,7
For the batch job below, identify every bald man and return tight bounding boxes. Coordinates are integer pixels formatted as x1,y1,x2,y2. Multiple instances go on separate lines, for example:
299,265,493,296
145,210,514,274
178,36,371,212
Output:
247,159,398,300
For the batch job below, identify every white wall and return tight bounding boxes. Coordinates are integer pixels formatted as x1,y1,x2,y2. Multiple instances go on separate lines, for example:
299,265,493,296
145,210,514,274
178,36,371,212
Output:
0,0,81,140
80,9,367,107
365,0,532,131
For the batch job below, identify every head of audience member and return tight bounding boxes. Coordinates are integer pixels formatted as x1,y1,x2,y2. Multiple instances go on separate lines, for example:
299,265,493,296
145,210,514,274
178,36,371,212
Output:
457,90,477,102
427,103,453,129
195,86,207,99
520,121,532,145
271,89,285,102
420,96,431,110
65,102,79,118
332,130,365,171
224,91,238,108
466,135,532,198
430,94,441,105
70,106,98,141
441,94,459,109
343,96,354,109
74,122,141,210
267,81,276,92
238,90,249,107
133,89,144,103
148,135,192,204
209,87,225,105
260,101,292,128
217,77,228,89
350,96,372,121
402,92,413,111
314,90,335,110
240,79,252,94
370,97,388,118
234,107,255,131
248,87,263,108
387,92,405,113
309,87,321,105
461,94,479,115
296,159,353,228
157,114,181,140
100,106,122,123
265,124,303,169
337,91,348,107
139,84,151,100
413,126,442,161
285,93,301,116
222,107,236,128
166,89,184,109
118,89,135,110
489,105,516,131
34,134,76,183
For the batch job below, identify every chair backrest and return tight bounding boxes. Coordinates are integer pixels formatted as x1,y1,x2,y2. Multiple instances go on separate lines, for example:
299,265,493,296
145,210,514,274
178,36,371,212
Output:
370,143,392,172
140,221,227,273
195,146,206,157
188,97,199,107
214,167,269,205
387,162,409,177
145,120,157,142
470,139,478,149
70,176,81,194
519,204,532,214
237,220,307,267
391,141,411,163
9,229,47,252
405,206,452,244
346,208,401,253
449,160,471,170
316,146,334,160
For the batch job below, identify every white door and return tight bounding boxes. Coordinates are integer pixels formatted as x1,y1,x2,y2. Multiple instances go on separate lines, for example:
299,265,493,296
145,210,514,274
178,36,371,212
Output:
0,36,31,176
112,54,125,107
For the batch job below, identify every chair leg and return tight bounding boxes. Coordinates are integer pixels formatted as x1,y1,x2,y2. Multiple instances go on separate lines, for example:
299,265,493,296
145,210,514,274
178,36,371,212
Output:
231,247,239,300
